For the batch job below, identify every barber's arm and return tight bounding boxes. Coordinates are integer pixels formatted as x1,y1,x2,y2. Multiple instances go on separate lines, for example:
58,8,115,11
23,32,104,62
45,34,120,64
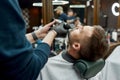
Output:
42,30,57,46
26,20,56,44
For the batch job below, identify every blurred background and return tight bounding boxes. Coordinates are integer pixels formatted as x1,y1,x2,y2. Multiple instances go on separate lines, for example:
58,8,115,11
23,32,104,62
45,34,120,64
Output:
18,0,120,42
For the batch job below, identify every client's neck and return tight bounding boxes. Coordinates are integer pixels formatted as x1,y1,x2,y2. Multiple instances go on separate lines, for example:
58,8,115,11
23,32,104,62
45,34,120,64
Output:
67,48,80,60
62,50,77,63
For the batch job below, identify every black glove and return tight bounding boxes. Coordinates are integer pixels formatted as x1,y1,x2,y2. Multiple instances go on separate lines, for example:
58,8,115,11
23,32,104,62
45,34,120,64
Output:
52,22,69,37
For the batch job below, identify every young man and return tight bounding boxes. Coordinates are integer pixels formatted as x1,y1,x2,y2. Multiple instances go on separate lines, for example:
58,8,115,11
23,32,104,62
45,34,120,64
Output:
54,6,68,22
67,9,75,24
38,25,109,80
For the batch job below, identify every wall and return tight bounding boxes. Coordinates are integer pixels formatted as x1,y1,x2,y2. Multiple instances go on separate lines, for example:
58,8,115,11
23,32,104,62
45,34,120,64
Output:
19,0,42,33
86,0,119,31
100,0,118,30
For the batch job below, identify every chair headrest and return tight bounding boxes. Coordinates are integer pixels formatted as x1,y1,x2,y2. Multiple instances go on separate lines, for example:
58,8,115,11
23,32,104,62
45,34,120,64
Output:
74,58,105,79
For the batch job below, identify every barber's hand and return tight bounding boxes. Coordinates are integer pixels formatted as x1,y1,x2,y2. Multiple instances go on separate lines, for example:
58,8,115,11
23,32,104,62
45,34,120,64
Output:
52,22,68,37
26,20,56,43
35,20,56,38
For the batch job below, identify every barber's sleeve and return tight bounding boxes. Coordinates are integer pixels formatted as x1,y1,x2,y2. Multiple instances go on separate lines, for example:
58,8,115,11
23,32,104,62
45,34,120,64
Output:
0,0,50,80
33,40,51,69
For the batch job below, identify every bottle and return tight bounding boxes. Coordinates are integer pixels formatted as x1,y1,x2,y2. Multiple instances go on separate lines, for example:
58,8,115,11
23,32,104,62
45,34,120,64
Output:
107,33,111,44
112,29,117,42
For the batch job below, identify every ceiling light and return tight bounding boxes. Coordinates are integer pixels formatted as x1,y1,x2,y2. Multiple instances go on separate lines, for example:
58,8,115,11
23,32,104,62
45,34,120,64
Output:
52,0,69,5
33,3,42,7
33,0,69,7
70,5,86,8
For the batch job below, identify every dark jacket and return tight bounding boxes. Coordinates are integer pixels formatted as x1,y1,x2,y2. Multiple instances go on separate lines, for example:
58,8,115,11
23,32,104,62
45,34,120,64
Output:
59,13,68,22
0,0,50,80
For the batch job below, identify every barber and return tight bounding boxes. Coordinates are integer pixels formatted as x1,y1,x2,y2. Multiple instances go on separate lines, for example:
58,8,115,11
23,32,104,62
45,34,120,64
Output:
0,0,64,80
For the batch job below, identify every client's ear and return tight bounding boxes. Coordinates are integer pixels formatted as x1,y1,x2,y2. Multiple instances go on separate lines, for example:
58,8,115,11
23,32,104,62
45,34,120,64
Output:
72,42,80,50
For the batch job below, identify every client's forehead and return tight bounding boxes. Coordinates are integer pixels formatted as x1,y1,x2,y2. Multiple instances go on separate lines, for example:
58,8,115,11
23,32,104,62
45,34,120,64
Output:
84,26,94,30
82,26,94,37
